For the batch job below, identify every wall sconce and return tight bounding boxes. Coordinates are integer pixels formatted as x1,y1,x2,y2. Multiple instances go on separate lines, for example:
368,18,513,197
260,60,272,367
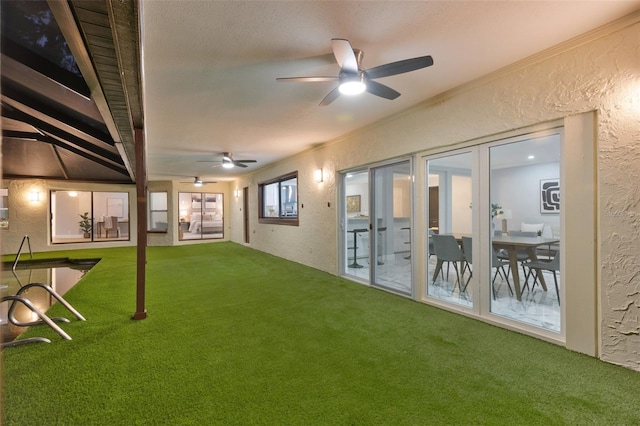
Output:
29,190,41,202
314,168,323,183
234,189,240,198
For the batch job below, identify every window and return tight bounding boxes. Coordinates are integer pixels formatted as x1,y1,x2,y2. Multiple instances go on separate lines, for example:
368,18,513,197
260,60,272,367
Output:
148,192,168,232
178,192,224,240
258,172,298,225
50,190,130,243
0,188,8,230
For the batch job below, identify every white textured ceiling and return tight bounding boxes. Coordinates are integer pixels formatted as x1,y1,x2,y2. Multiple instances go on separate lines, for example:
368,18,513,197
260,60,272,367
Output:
141,1,640,182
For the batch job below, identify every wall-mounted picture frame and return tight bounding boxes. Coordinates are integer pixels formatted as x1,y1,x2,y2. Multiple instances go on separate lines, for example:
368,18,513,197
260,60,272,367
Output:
540,178,560,214
107,198,124,218
346,195,361,213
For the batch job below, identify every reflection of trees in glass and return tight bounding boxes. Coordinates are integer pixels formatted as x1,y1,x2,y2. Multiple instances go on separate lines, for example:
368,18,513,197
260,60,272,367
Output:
1,0,80,76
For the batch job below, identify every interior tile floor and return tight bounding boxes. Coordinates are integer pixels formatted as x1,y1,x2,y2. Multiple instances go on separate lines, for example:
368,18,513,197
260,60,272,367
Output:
346,253,560,332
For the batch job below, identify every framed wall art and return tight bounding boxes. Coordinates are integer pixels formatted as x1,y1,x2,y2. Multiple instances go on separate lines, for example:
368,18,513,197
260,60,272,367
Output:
346,195,361,213
540,179,560,214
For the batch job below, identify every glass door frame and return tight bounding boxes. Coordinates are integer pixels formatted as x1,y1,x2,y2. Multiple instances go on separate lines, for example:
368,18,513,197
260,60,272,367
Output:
424,148,478,309
339,156,415,297
370,158,414,297
420,128,566,342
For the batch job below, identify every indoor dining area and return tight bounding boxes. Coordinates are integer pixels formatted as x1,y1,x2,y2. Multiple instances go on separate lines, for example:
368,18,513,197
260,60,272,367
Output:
426,132,562,332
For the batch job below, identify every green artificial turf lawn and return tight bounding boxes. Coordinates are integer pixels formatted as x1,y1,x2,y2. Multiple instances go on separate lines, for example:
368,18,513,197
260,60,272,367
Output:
2,242,639,425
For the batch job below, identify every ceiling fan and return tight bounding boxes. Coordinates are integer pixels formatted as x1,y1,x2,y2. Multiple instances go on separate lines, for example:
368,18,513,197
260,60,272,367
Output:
180,177,217,187
276,38,434,106
198,152,257,169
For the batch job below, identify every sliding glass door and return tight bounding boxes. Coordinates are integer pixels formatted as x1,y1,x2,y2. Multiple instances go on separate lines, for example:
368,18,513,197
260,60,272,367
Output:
178,192,224,240
341,159,413,295
489,134,561,332
426,151,474,307
343,170,370,282
51,190,130,243
423,130,562,334
370,160,412,295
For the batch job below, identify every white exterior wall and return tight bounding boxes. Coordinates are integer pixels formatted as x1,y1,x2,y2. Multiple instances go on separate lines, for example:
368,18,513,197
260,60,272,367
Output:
2,14,637,371
0,179,137,253
231,17,640,370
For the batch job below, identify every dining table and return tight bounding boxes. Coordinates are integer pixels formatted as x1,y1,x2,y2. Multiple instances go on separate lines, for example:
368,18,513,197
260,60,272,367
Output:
491,235,560,301
433,233,560,301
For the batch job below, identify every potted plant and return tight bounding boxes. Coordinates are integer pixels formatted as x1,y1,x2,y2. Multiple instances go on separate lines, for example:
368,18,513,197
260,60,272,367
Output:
79,212,92,238
490,203,503,233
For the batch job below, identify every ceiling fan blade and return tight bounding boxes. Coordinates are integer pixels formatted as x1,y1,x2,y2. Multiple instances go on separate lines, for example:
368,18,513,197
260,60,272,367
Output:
233,161,248,168
332,39,358,73
236,159,257,163
277,76,338,83
365,55,434,79
319,86,341,106
366,80,401,100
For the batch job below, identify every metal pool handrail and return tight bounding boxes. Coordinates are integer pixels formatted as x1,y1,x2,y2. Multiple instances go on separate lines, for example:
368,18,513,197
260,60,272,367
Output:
12,235,33,273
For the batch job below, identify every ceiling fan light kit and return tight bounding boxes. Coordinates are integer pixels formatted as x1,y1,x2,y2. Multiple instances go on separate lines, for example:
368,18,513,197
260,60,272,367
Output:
181,177,217,186
197,152,258,169
277,38,433,105
339,76,366,95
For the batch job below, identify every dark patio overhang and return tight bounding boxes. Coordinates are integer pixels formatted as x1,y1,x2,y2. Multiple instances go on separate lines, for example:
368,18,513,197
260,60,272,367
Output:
1,0,142,184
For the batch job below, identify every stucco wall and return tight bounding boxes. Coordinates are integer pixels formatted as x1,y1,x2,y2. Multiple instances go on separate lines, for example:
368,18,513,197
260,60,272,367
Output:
1,179,137,254
231,17,640,370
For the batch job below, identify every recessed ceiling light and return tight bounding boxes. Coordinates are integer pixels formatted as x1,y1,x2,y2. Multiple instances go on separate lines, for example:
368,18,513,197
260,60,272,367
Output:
528,155,535,160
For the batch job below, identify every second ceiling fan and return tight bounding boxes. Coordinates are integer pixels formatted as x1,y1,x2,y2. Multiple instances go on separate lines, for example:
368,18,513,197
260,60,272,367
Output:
198,152,257,169
277,38,434,106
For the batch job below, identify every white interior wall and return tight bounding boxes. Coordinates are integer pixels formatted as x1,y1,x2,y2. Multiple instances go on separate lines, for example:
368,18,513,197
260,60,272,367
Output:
492,162,561,234
53,191,91,238
451,175,472,234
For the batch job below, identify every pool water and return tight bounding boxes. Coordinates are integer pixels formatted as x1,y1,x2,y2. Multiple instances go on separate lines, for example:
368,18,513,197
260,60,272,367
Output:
1,258,99,342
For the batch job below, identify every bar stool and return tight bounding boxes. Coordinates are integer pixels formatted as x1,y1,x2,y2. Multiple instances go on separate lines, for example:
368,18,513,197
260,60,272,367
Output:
348,228,368,268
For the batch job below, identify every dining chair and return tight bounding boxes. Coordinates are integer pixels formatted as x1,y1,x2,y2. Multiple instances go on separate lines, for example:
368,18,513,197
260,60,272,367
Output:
104,216,120,238
461,236,473,289
524,252,560,304
431,234,467,293
491,247,513,299
496,230,536,278
462,236,512,299
428,229,436,259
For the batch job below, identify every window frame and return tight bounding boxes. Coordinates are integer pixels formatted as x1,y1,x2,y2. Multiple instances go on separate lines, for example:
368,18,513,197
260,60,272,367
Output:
148,191,168,233
258,171,299,226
